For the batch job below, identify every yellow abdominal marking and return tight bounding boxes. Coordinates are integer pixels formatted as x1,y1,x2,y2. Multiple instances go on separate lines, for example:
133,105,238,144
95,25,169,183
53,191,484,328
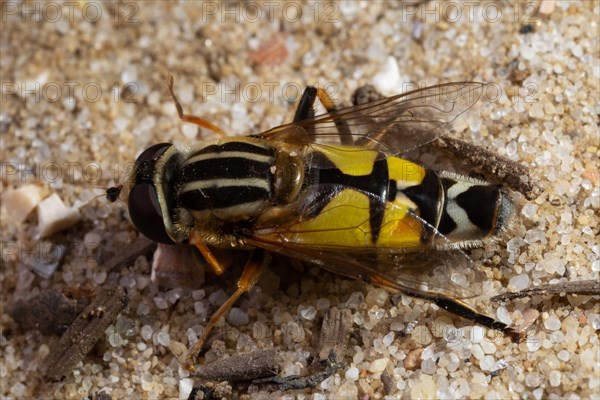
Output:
387,157,426,185
281,189,422,248
313,145,380,176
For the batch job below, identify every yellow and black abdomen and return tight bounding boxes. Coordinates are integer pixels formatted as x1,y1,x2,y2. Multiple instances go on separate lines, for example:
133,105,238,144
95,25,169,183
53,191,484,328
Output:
400,168,513,247
284,145,512,250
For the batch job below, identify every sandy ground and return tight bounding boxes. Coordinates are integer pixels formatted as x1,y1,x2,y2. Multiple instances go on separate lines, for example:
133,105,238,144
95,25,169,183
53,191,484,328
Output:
1,1,599,399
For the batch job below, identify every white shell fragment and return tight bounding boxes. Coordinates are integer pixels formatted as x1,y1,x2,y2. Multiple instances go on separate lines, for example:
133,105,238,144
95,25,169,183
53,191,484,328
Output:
37,193,81,238
1,184,45,223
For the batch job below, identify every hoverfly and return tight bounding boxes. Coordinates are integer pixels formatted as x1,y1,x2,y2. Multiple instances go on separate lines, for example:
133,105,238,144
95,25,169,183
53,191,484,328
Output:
108,76,523,371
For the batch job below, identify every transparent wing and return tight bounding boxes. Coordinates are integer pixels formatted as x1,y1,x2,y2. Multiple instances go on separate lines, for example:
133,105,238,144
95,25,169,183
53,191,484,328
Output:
247,189,486,301
257,82,484,155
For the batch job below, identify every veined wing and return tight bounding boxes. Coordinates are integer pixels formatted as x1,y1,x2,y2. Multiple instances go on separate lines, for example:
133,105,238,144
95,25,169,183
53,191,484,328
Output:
246,189,487,301
257,82,484,155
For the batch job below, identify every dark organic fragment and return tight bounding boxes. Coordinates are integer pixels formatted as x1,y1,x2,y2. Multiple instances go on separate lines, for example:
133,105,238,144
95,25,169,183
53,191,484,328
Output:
195,349,278,382
436,136,541,200
352,84,383,106
93,391,112,400
187,382,232,400
315,307,352,363
491,279,600,302
43,287,127,382
381,371,394,395
9,289,78,336
253,351,344,390
519,24,535,34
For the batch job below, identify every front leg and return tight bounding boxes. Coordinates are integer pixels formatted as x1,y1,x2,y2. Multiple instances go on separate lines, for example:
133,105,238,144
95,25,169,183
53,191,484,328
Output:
184,249,269,372
167,74,227,136
188,230,229,276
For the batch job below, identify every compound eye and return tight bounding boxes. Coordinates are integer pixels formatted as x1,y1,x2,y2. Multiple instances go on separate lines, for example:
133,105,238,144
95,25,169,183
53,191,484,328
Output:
128,183,174,244
135,143,172,163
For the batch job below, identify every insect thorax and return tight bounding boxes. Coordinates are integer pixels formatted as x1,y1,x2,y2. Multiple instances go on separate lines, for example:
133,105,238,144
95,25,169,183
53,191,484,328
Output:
174,139,304,226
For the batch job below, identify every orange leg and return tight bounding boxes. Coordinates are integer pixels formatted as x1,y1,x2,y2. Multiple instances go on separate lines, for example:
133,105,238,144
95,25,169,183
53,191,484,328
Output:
293,86,338,123
315,87,337,112
189,231,226,276
167,74,226,136
184,249,268,372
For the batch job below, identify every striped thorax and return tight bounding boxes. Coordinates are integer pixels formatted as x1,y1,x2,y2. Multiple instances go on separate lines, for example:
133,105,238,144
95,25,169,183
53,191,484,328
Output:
123,137,306,246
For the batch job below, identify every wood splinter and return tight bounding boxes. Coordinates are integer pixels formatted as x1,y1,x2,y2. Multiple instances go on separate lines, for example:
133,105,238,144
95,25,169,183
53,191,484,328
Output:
43,287,127,382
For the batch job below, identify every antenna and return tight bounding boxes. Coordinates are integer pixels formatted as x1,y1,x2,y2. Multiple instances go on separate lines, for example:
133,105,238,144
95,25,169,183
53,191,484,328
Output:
106,185,123,203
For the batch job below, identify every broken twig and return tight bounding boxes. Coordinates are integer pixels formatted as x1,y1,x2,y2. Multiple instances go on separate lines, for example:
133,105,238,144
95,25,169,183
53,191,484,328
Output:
195,349,278,382
253,351,344,390
315,307,352,363
491,280,600,302
43,287,127,381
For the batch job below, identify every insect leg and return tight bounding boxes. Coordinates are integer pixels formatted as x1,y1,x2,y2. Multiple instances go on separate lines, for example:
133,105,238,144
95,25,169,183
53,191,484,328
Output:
292,86,318,123
184,250,268,371
368,270,523,341
167,74,226,135
293,86,353,145
189,231,227,276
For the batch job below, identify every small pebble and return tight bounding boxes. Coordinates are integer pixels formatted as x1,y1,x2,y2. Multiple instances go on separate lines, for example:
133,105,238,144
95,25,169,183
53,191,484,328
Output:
549,370,562,387
156,331,171,347
320,376,334,390
421,359,437,375
508,274,530,291
153,296,168,310
179,378,193,399
527,339,542,352
316,298,330,310
382,332,395,347
544,314,562,331
345,292,364,309
369,357,389,373
227,307,249,326
521,203,538,218
411,326,432,345
365,288,388,307
404,348,423,371
526,372,542,388
345,367,359,381
479,355,495,371
299,305,316,321
141,325,153,341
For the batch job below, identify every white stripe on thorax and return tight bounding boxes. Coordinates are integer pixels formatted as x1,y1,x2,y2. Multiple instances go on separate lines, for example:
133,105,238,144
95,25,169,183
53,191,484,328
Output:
181,178,270,193
191,200,266,218
184,151,274,166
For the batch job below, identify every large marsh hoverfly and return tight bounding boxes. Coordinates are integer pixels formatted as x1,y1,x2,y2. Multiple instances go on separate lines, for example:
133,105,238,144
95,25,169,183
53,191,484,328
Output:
108,76,525,371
